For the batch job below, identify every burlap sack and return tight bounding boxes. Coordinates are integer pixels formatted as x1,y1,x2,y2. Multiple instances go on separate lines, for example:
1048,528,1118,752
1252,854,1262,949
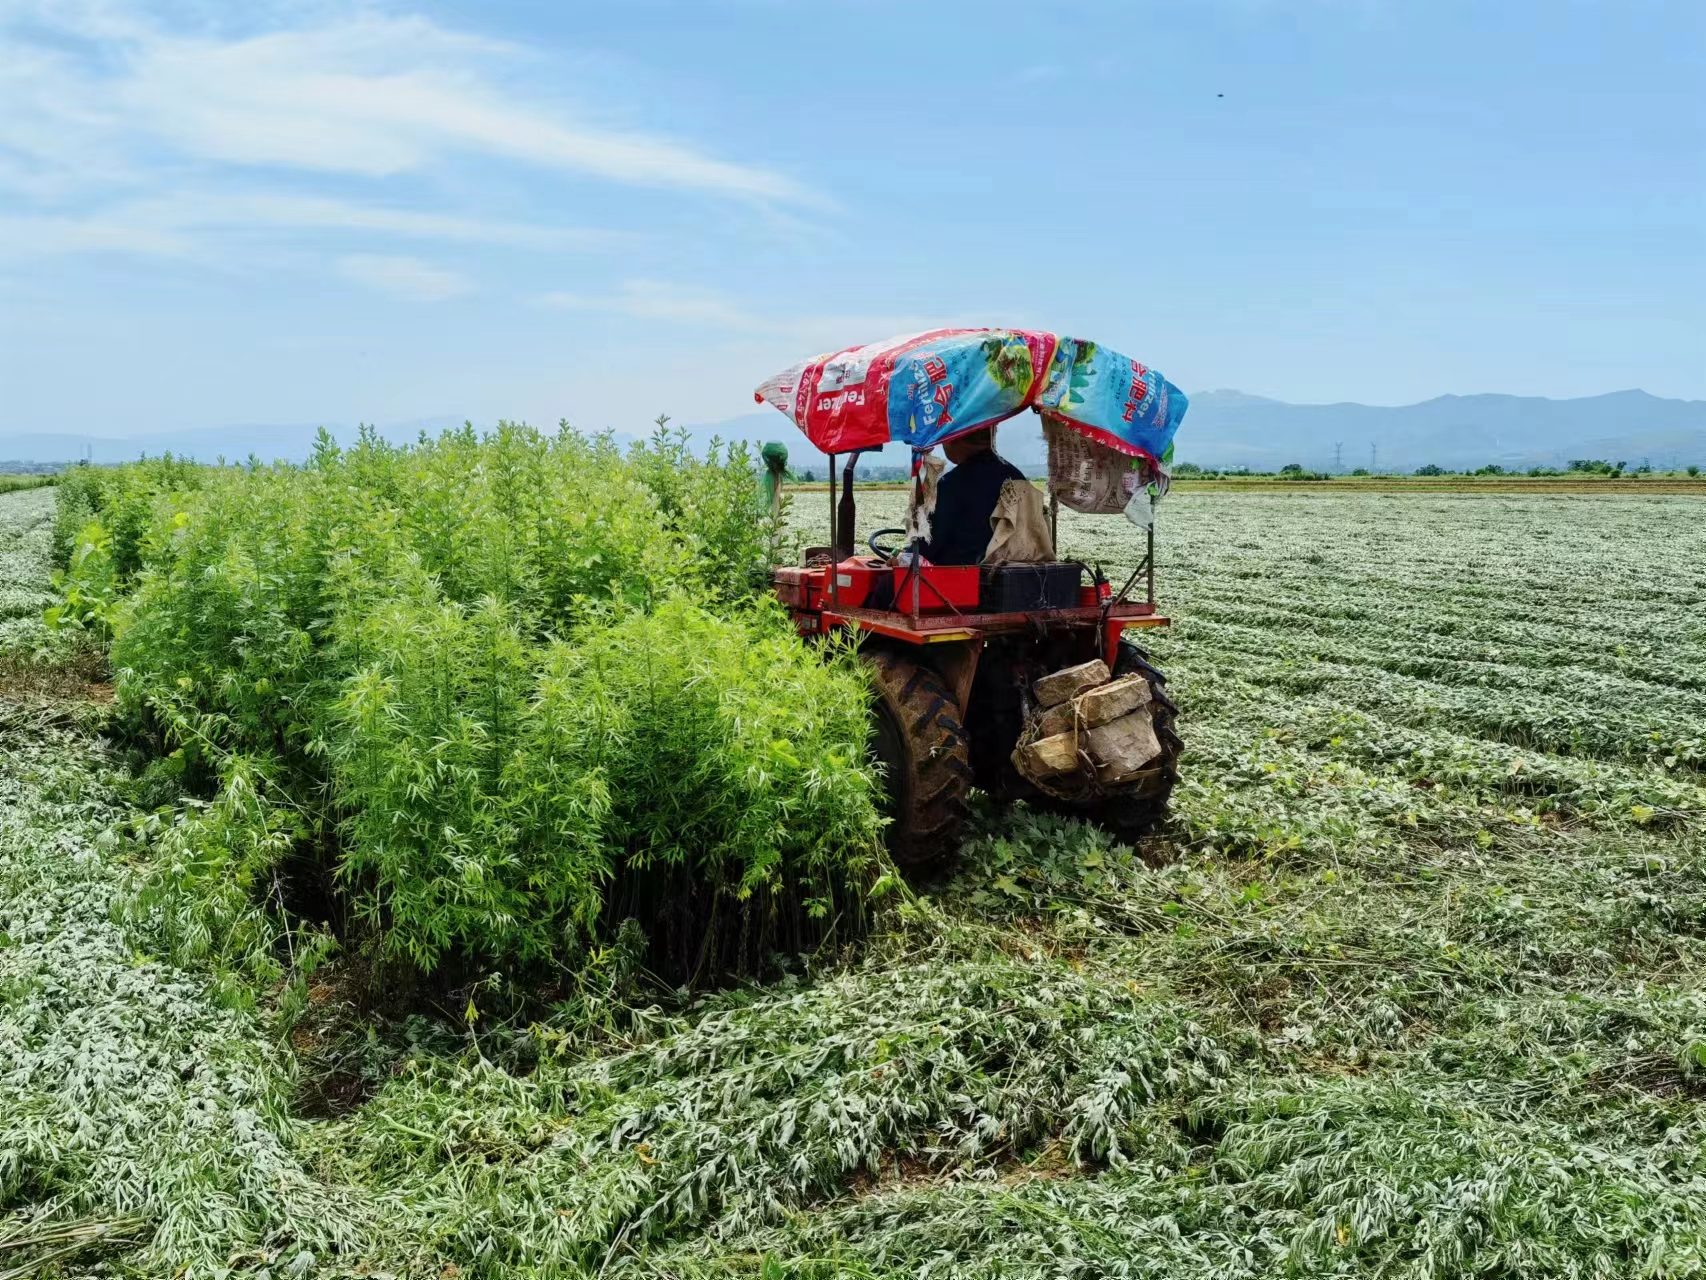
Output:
983,478,1056,564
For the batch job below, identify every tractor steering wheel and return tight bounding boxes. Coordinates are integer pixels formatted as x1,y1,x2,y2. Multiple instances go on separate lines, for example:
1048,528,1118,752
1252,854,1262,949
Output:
868,527,907,559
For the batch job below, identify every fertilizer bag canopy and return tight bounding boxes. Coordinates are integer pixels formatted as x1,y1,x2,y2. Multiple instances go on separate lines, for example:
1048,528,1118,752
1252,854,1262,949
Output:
754,328,1188,467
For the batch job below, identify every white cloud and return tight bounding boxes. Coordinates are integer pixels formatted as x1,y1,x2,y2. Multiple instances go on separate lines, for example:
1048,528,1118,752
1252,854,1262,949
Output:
0,6,812,204
0,212,195,260
535,280,994,355
0,193,614,262
211,194,619,249
339,254,471,302
0,1,817,296
125,22,813,201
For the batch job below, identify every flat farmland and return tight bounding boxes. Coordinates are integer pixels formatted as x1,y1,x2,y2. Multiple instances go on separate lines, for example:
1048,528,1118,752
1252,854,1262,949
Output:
775,490,1706,1272
6,479,1706,1278
812,488,1706,845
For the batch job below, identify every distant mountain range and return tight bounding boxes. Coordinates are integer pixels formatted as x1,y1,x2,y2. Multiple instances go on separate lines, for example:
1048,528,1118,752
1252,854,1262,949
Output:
5,389,1703,472
1175,389,1706,472
691,389,1706,474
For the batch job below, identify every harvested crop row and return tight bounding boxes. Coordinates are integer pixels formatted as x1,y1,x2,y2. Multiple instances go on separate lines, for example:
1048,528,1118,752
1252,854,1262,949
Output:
1179,597,1706,692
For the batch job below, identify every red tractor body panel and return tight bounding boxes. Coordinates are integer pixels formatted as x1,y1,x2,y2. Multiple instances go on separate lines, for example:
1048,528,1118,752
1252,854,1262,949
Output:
772,558,1167,673
773,558,980,614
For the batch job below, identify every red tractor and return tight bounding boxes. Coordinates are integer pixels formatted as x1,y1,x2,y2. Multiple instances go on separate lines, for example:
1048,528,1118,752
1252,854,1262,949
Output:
756,328,1189,869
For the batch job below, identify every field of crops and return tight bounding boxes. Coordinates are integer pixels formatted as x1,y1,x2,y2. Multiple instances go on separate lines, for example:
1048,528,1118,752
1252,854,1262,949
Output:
0,473,56,497
5,472,1706,1277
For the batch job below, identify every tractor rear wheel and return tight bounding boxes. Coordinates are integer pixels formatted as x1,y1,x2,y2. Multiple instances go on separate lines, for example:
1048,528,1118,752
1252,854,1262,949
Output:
866,650,972,871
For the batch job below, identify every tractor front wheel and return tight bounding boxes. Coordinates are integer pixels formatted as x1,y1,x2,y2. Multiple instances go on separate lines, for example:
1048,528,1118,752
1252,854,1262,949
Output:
866,650,972,872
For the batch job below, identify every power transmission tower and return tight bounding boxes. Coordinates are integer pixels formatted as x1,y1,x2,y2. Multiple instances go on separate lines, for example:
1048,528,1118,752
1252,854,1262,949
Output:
1370,442,1378,473
1333,441,1344,473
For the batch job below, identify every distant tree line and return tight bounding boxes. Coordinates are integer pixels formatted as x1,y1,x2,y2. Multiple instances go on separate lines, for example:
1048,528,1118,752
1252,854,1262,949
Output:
1411,459,1701,478
1172,459,1703,479
1174,462,1334,481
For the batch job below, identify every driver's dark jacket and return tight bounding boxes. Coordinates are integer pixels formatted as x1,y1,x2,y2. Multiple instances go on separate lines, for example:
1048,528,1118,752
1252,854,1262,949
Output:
921,448,1027,566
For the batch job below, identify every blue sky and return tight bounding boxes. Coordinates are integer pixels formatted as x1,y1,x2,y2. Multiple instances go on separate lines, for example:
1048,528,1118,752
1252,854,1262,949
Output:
2,0,1701,441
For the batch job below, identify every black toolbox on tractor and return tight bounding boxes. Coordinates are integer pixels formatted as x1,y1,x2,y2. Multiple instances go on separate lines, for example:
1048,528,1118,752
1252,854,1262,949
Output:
979,562,1083,612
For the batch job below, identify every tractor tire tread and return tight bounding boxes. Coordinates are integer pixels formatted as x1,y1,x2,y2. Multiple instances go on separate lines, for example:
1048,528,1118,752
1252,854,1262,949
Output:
867,650,973,871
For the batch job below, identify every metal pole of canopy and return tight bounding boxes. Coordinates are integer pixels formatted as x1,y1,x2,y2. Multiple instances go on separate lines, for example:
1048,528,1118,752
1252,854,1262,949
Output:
826,453,837,551
827,452,838,608
1147,510,1155,605
908,448,925,617
837,455,858,561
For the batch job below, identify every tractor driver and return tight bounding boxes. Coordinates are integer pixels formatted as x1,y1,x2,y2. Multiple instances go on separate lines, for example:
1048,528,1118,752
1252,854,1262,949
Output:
921,427,1027,565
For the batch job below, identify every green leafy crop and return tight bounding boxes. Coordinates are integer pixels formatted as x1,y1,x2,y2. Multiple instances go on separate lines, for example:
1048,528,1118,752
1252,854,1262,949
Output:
58,423,877,978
